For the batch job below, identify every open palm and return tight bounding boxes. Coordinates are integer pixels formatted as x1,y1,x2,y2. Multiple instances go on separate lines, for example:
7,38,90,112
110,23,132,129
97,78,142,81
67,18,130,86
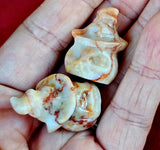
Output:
0,0,160,149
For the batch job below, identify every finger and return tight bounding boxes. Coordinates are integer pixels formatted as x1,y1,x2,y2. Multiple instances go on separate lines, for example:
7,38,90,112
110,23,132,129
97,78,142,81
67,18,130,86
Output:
89,0,149,34
0,0,103,91
61,131,102,150
100,0,160,112
0,109,40,149
30,126,102,150
97,12,160,150
30,128,102,150
30,126,75,150
120,0,160,75
0,85,23,109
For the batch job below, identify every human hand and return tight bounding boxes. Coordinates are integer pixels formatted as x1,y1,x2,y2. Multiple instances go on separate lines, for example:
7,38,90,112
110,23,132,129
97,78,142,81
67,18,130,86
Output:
0,0,160,149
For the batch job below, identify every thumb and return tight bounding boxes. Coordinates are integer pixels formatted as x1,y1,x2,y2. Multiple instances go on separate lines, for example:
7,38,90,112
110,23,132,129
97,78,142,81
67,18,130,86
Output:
97,12,160,150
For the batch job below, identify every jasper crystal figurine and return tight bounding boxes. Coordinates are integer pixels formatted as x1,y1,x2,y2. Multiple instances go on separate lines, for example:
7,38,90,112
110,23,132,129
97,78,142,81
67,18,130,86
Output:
10,74,101,132
65,7,128,84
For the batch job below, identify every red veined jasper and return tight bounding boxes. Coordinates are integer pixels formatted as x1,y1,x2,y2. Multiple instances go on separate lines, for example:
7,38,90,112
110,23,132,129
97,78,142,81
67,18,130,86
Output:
10,74,76,132
65,7,128,85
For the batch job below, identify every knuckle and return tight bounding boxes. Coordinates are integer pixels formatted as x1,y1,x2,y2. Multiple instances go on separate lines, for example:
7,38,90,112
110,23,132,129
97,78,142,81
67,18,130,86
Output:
130,61,160,80
23,19,67,50
110,101,151,130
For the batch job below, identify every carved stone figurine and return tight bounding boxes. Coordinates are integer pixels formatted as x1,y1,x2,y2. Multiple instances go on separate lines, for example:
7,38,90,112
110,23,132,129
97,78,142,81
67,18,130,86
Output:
65,7,128,84
10,7,127,133
10,74,101,132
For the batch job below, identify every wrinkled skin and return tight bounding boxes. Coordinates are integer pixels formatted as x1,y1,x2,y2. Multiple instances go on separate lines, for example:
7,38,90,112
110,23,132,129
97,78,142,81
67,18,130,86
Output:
0,0,160,149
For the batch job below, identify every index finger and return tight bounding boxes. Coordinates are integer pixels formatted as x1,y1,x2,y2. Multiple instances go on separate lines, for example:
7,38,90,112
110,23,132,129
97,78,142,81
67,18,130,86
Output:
0,0,103,91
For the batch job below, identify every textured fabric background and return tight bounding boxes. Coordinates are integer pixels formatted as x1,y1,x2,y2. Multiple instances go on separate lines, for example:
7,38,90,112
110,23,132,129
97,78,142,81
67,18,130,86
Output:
0,0,159,149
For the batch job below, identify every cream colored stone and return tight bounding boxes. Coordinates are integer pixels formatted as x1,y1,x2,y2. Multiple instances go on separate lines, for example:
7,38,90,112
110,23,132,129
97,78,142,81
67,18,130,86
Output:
62,82,101,131
10,74,101,132
10,74,76,132
65,7,128,84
